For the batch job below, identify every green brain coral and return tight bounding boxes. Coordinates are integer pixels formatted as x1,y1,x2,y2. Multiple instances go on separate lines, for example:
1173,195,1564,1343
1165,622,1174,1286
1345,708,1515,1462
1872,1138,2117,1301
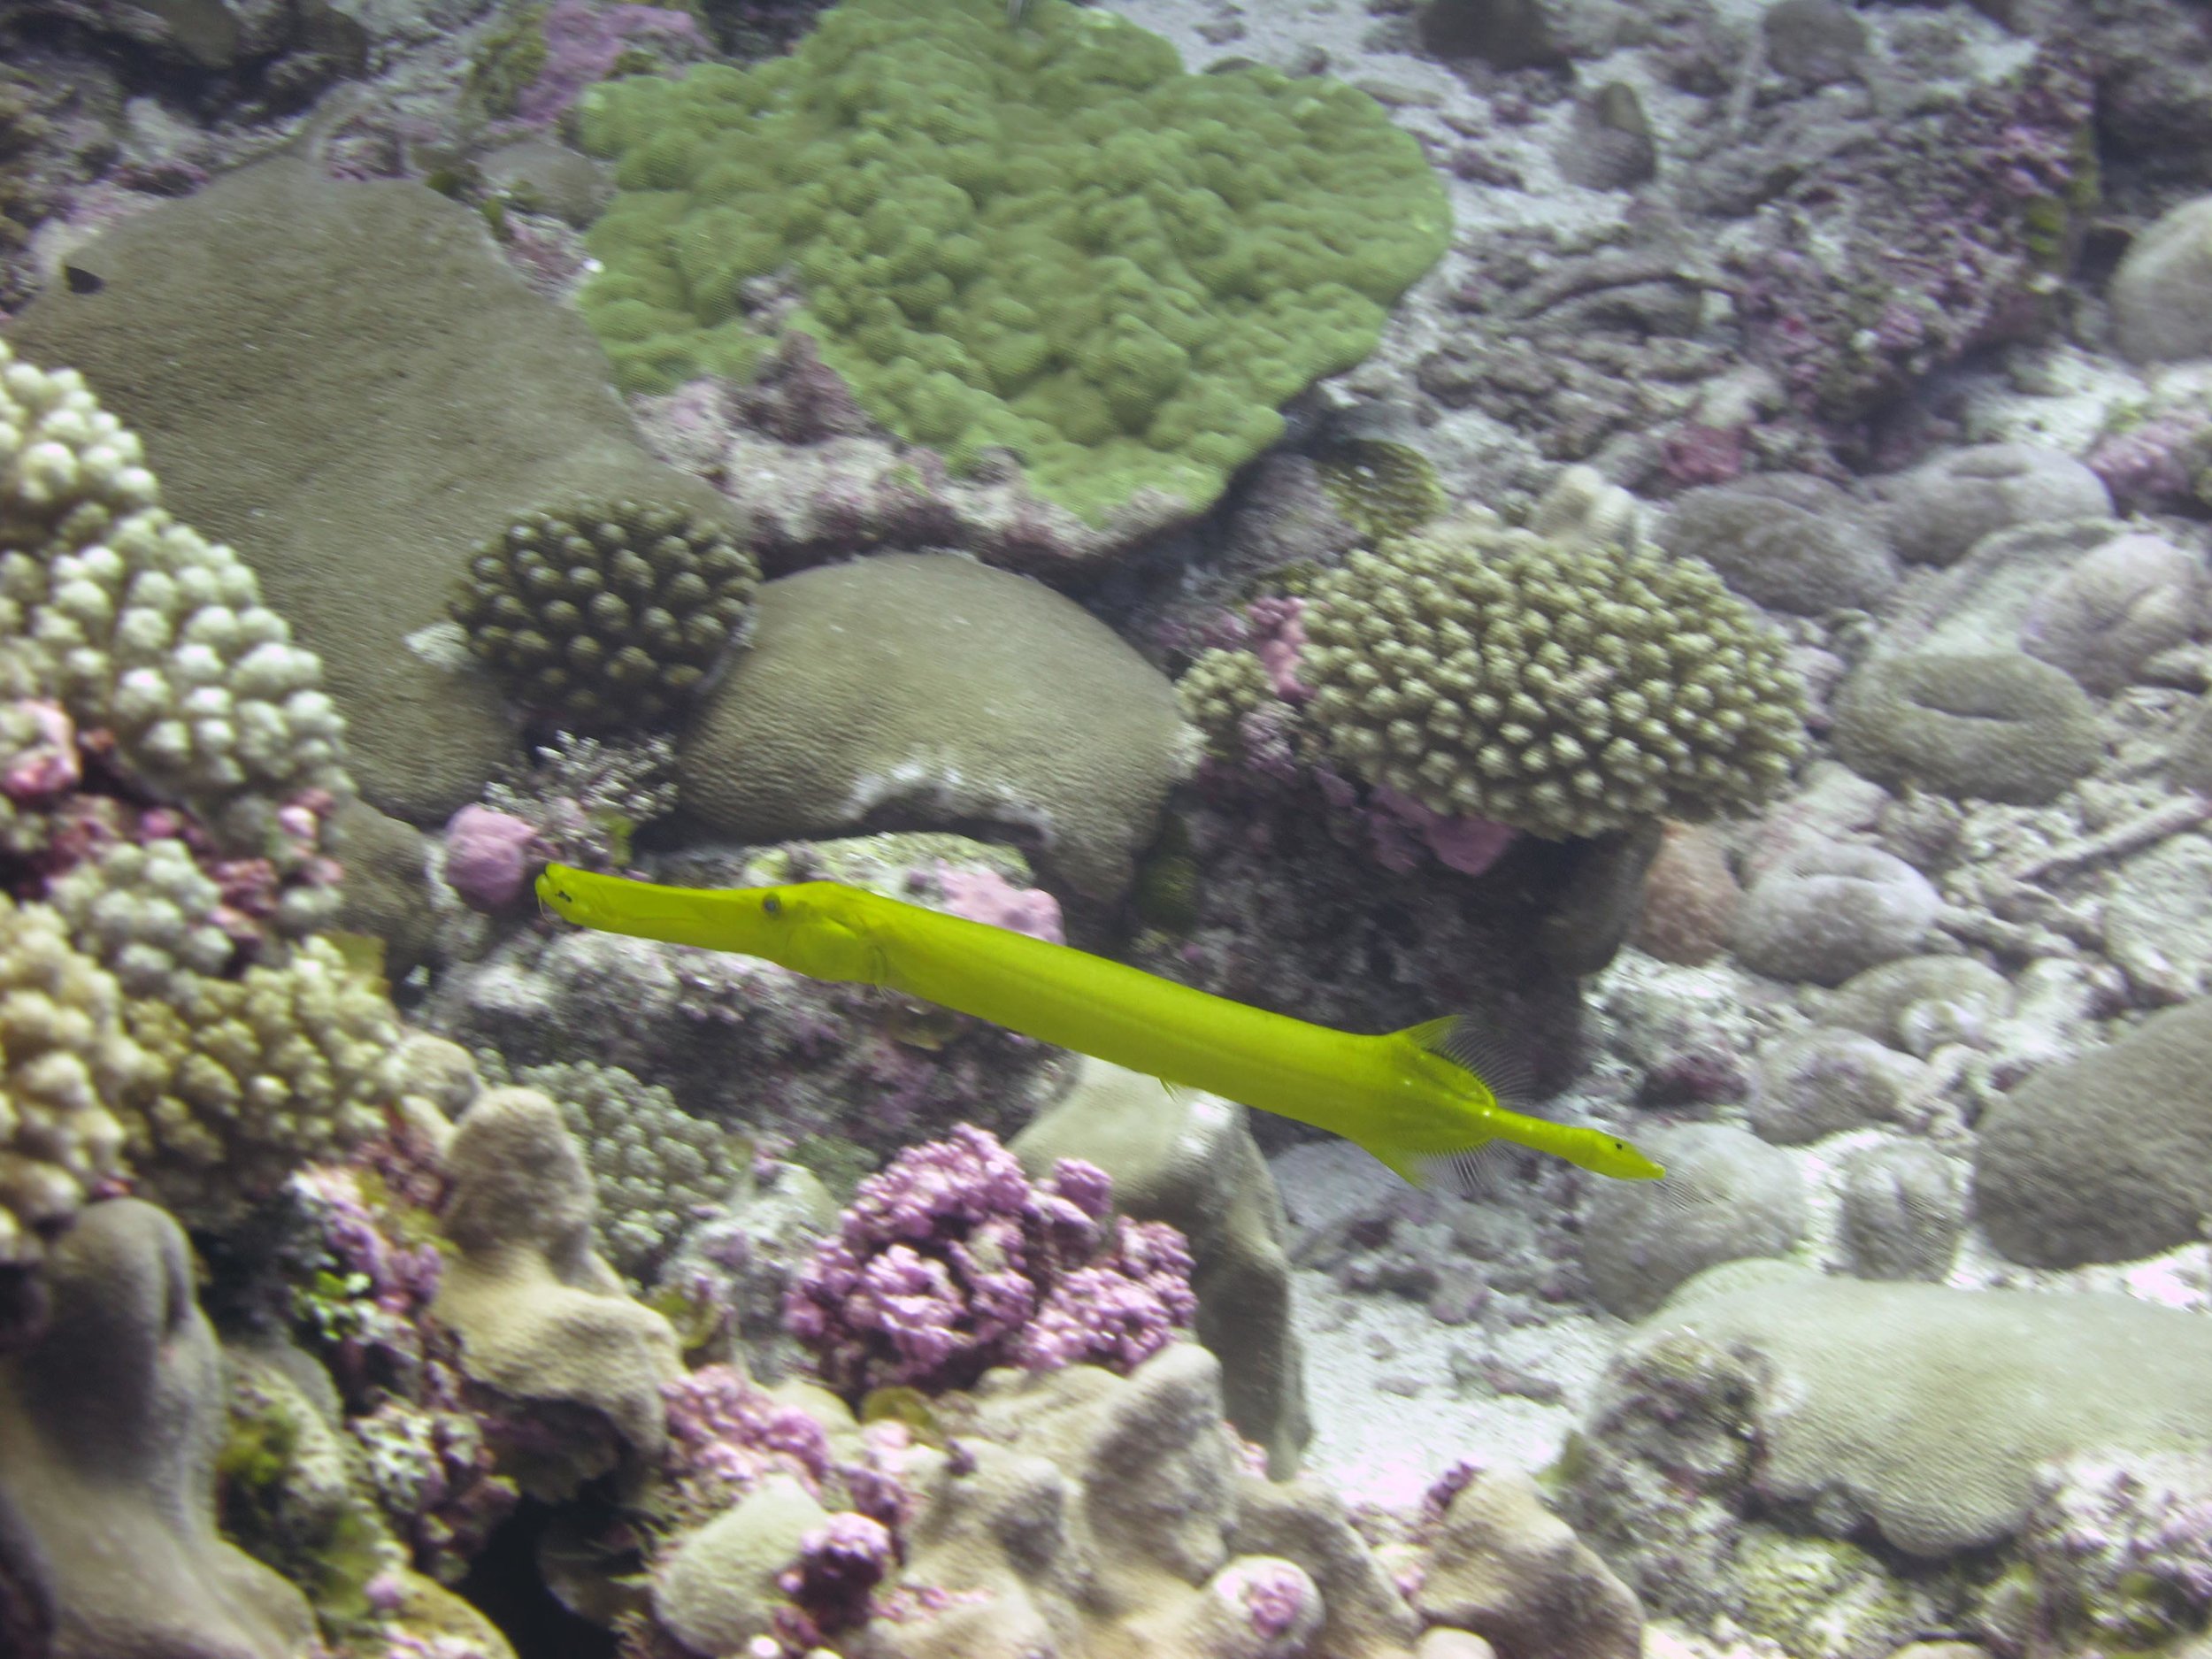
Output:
574,0,1450,522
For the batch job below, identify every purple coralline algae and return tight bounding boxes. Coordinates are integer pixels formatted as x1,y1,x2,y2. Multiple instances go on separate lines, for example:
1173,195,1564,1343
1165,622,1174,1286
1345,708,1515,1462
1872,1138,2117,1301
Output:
514,0,707,127
785,1125,1196,1398
776,1510,895,1640
930,863,1064,945
659,1361,836,1525
2021,1452,2212,1650
439,804,542,914
1734,53,2093,432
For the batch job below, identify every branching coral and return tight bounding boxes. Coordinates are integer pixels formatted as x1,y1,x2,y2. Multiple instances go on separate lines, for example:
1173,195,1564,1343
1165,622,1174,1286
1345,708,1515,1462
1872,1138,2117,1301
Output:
480,730,680,871
1294,511,1805,840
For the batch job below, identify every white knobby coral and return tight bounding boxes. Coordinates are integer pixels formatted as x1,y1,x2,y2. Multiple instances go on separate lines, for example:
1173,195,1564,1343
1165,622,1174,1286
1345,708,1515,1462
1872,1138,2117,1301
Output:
0,895,150,1265
0,341,347,846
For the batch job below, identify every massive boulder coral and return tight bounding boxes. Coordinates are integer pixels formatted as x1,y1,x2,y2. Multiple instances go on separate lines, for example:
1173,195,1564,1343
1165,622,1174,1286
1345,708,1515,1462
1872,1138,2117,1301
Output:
573,0,1449,525
1972,995,2212,1268
1563,1265,2212,1653
1655,475,1898,614
1832,649,2101,805
1877,442,2113,568
0,1199,319,1659
2111,193,2212,364
678,554,1189,899
6,152,738,823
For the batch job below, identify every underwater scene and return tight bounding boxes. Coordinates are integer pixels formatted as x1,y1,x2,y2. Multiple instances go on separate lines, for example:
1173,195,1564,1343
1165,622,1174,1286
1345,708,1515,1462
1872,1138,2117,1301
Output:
4,0,2212,1654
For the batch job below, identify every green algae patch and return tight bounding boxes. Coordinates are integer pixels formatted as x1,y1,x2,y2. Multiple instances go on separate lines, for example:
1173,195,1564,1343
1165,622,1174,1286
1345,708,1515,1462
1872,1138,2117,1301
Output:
574,0,1450,522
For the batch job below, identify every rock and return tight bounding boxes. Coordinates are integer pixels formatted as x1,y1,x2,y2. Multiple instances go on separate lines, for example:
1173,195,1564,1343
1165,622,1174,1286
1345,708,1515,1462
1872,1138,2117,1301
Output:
0,1200,319,1659
1581,1124,1807,1318
1414,1466,1642,1659
1012,1060,1311,1478
1750,1028,1923,1143
1732,839,1939,986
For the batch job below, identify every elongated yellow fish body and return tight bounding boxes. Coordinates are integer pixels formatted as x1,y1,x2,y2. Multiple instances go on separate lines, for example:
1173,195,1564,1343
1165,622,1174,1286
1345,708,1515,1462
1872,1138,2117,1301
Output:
534,864,1663,1187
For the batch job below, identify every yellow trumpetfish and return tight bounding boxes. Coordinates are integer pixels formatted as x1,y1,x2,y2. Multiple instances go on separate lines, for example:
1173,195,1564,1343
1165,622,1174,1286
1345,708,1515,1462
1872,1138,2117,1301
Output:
534,864,1665,1190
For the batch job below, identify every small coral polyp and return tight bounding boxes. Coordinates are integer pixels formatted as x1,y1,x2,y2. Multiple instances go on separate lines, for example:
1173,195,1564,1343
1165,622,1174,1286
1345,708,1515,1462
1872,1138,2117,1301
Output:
572,0,1449,522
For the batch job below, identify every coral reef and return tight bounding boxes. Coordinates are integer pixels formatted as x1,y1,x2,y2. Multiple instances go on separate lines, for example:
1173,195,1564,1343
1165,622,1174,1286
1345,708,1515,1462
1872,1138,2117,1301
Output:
1573,1265,2212,1571
432,1086,683,1497
489,1056,750,1286
841,1343,1426,1659
449,495,758,731
49,835,248,997
1834,1141,1966,1283
1559,1264,2212,1655
2021,1450,2212,1655
7,152,733,823
425,835,1066,1155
